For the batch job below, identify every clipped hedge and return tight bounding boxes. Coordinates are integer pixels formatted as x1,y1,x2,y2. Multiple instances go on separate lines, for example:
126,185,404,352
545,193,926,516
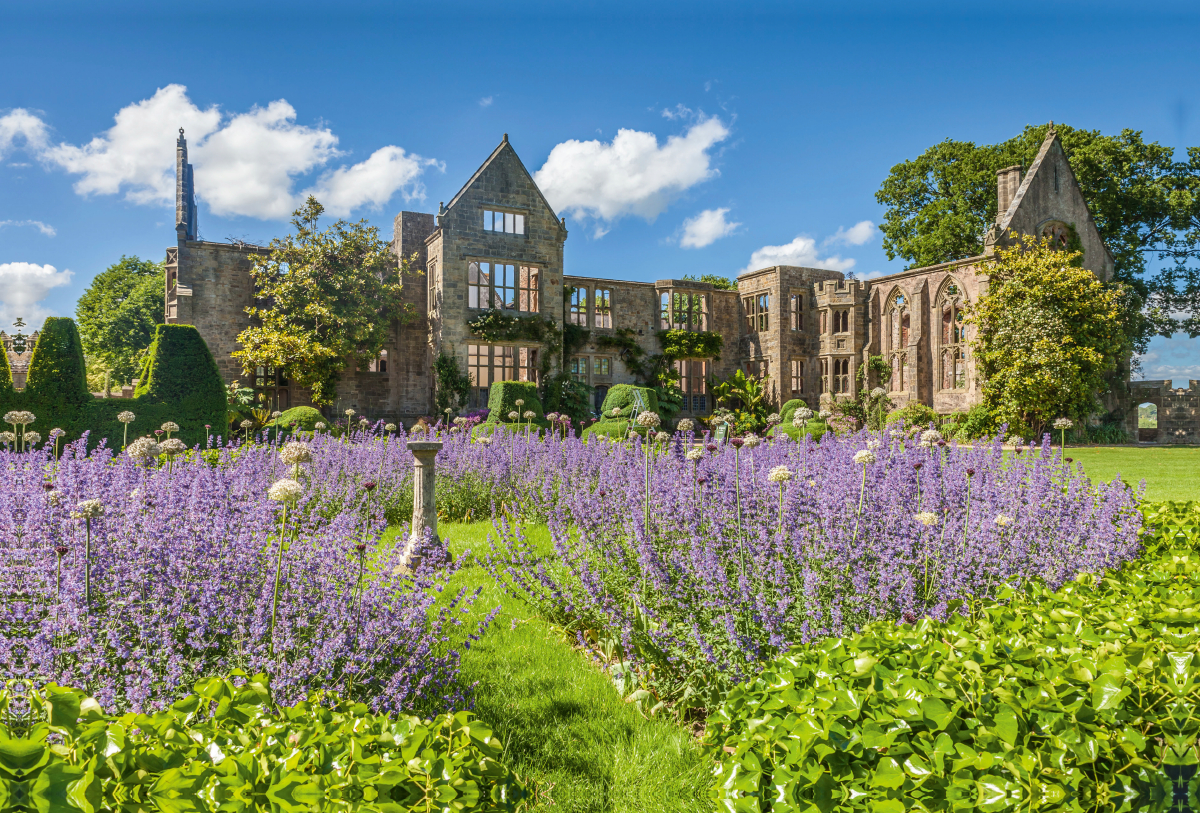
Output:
582,384,659,441
885,401,939,429
473,381,549,436
272,405,325,431
0,673,527,812
0,320,225,448
708,501,1199,813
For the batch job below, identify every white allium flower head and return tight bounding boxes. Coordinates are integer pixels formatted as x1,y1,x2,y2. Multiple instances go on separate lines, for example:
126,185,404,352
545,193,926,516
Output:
853,449,877,465
49,428,65,438
768,465,794,483
508,411,519,420
117,411,136,424
818,410,832,420
359,417,369,424
1053,418,1074,430
159,438,187,455
2,411,17,424
270,411,281,419
515,399,525,407
73,499,104,519
24,431,41,445
870,387,887,399
314,422,327,430
685,448,703,461
919,429,942,447
994,514,1014,527
126,437,161,460
677,418,694,432
345,409,356,416
523,410,536,419
240,419,254,429
1008,435,1025,447
914,511,938,527
47,490,61,506
385,423,397,432
796,407,814,421
479,436,493,445
279,441,312,465
636,411,661,428
743,436,761,449
0,432,14,444
161,422,180,433
767,413,781,425
268,478,304,503
654,431,670,442
609,407,621,418
867,439,881,450
450,426,460,433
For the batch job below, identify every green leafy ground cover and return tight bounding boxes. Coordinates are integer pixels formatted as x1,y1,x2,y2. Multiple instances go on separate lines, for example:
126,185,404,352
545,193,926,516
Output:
707,501,1199,812
385,522,712,813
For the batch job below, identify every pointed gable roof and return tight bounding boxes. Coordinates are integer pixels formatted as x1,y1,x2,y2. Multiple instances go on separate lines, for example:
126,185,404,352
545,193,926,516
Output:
443,135,566,235
990,127,1115,281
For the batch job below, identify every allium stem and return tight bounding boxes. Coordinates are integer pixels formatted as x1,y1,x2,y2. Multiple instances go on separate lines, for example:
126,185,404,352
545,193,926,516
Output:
851,466,866,548
84,518,92,615
270,503,289,656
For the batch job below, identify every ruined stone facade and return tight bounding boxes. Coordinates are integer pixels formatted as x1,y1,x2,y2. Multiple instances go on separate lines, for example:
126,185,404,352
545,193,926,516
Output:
162,127,1187,439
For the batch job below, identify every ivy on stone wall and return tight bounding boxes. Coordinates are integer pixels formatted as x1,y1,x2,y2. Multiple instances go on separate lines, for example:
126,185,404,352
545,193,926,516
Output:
655,329,723,360
434,352,472,413
466,310,563,379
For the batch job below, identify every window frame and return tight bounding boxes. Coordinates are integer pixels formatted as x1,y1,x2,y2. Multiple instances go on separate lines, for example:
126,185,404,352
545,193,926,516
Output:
468,259,540,313
482,208,526,235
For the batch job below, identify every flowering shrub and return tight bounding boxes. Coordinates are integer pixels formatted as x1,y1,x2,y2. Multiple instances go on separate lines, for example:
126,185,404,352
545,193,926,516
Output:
1,435,492,713
481,428,1143,709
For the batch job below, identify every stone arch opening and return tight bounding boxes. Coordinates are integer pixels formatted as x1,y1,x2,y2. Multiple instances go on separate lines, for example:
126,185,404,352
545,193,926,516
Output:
1138,401,1159,442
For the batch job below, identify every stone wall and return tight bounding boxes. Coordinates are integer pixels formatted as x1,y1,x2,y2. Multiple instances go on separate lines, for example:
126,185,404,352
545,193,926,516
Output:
1129,380,1200,444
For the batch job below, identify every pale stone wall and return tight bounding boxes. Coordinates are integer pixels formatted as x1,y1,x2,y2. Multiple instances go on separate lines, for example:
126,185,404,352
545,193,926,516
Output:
1129,381,1200,444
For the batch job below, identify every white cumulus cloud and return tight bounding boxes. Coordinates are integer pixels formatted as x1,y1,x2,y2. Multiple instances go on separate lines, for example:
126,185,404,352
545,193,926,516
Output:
0,220,56,236
741,235,856,275
479,96,494,108
22,85,440,220
534,115,730,229
680,207,740,248
0,109,49,159
0,262,73,326
825,220,876,247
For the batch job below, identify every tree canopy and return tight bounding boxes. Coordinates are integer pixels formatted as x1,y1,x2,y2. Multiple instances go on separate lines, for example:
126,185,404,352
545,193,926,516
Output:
234,197,414,406
875,123,1195,346
681,273,737,290
970,236,1132,439
74,255,164,385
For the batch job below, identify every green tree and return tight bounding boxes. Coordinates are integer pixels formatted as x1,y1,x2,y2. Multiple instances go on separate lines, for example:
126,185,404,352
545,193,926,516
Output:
234,197,415,406
970,236,1131,439
75,255,164,385
681,273,737,291
875,124,1186,346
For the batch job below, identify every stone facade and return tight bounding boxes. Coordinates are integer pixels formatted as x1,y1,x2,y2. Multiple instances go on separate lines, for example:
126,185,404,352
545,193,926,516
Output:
1129,381,1199,444
160,127,1189,438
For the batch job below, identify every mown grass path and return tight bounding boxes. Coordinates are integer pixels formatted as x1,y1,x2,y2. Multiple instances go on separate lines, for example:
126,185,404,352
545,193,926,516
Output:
1061,445,1200,501
384,522,712,813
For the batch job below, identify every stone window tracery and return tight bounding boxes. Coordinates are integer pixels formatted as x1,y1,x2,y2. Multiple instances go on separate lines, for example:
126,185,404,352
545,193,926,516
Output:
569,286,588,326
888,292,909,392
833,358,851,394
661,291,709,330
789,359,804,393
819,358,829,394
594,289,612,328
938,281,967,391
467,343,539,407
742,293,769,333
789,294,803,331
468,261,539,312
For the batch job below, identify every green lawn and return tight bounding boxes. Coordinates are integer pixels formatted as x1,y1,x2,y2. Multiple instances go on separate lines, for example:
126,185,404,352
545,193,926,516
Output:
385,522,712,813
1063,445,1200,501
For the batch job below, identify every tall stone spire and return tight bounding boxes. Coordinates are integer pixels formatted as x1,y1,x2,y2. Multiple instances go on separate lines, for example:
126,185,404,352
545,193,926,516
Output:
175,128,198,241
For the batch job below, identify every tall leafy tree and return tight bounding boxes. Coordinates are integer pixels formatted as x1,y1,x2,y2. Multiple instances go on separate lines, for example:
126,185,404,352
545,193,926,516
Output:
875,124,1188,347
234,197,414,406
970,237,1132,438
75,255,164,385
681,273,737,290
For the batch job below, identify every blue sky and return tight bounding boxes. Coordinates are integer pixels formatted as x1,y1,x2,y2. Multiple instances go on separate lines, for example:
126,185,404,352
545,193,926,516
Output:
2,0,1198,383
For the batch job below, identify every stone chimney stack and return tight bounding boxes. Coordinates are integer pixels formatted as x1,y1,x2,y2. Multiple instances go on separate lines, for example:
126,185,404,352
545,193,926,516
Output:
176,128,198,241
996,165,1022,221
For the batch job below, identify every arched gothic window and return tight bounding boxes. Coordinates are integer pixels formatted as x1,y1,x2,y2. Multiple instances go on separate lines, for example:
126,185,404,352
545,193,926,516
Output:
938,281,967,390
888,292,909,392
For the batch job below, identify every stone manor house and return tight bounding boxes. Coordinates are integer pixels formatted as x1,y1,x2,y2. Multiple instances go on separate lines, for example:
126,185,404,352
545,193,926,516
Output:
161,127,1154,431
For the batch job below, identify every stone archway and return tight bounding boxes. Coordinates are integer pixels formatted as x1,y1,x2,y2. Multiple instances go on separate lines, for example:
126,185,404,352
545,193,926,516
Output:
1137,402,1158,442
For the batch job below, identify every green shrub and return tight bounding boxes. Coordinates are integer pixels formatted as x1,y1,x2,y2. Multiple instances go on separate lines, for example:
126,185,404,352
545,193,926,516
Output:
885,401,938,429
769,419,828,443
0,673,527,812
957,402,997,439
0,321,225,448
0,330,14,397
273,405,325,431
484,380,545,424
581,384,661,441
708,502,1196,812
